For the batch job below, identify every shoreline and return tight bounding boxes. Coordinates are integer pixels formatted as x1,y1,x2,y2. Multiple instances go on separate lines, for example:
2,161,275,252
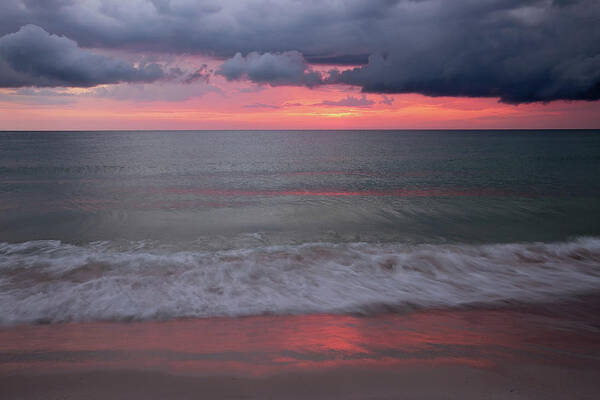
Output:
1,298,599,399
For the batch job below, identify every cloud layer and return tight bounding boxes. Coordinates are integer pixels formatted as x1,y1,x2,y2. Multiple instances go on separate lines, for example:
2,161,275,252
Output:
217,51,322,87
317,95,375,108
0,0,599,103
0,25,165,88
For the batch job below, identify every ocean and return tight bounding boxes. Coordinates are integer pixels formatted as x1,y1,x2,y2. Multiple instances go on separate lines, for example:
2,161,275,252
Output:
1,130,600,325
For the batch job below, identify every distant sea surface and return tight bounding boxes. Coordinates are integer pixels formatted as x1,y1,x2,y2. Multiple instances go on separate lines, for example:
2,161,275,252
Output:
1,130,600,325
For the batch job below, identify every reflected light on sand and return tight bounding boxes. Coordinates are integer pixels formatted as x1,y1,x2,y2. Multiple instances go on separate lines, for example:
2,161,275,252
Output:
0,309,598,376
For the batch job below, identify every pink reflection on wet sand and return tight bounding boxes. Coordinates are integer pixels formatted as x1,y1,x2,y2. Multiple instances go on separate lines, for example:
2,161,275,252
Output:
0,310,598,376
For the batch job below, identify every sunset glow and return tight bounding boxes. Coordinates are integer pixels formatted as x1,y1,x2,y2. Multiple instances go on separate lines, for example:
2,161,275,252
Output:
1,1,598,130
2,83,599,130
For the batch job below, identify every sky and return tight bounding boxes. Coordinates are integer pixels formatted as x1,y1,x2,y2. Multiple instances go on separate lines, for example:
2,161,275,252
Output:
0,0,599,130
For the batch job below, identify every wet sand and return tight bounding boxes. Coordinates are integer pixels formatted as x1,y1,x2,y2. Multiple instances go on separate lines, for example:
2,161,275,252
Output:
1,299,600,399
3,363,600,400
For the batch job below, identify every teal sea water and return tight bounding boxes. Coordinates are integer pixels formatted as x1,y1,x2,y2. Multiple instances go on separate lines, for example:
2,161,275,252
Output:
1,130,600,324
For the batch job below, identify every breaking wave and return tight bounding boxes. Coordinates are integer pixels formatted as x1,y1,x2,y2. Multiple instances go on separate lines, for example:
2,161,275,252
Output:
1,238,600,325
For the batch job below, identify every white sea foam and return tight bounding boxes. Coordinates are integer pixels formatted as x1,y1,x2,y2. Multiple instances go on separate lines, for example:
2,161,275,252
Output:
1,238,600,325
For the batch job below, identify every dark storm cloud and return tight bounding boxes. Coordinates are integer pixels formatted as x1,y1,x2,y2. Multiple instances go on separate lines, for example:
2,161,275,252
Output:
0,0,599,102
304,54,370,66
0,0,405,55
0,25,165,88
217,52,322,87
329,0,600,103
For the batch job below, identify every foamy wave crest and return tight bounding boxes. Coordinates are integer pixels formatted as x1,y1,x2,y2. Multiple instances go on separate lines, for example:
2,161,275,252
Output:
1,238,600,325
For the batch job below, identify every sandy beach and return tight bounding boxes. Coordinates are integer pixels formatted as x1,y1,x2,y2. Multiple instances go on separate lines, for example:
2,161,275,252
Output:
2,298,599,399
2,130,600,399
4,363,600,400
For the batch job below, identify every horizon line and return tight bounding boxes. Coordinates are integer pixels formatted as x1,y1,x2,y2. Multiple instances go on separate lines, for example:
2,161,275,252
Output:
1,128,599,133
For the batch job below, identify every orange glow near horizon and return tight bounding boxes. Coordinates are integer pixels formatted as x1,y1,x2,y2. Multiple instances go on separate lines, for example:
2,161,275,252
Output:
1,76,599,130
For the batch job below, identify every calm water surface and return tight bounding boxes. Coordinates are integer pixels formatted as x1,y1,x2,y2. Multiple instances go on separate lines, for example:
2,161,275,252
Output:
2,130,599,244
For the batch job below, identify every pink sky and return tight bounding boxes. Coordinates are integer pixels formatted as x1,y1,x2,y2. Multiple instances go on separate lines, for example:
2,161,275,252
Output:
1,78,599,130
1,1,599,130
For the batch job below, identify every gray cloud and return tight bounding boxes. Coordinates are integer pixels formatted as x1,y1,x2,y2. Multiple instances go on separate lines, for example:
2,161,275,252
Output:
243,103,281,109
0,87,76,105
305,54,370,66
217,51,322,87
332,37,600,104
379,95,394,106
0,24,165,88
325,0,600,103
0,1,401,56
316,95,375,107
183,64,211,84
0,1,598,102
92,81,222,102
